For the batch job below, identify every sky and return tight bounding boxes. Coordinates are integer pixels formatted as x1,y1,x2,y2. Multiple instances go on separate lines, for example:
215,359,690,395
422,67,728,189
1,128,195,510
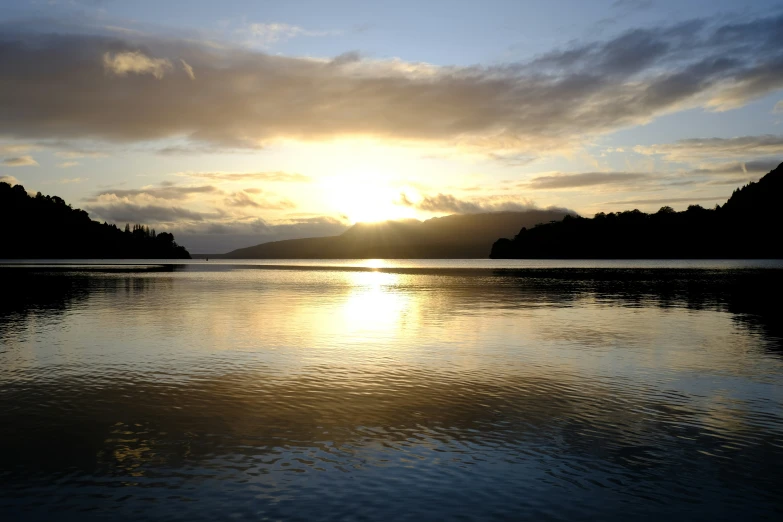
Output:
1,0,783,253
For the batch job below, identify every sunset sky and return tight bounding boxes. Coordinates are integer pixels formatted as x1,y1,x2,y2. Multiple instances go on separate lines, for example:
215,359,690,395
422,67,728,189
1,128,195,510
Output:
1,0,783,252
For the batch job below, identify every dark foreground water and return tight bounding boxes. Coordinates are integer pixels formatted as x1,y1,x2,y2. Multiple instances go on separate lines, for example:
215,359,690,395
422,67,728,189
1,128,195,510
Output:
1,260,782,521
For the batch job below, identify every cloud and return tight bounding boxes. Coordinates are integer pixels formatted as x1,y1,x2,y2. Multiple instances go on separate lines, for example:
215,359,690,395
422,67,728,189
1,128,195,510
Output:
180,59,195,80
603,196,726,206
156,144,237,155
86,202,218,224
2,155,38,167
90,183,219,201
224,191,295,209
685,159,781,176
103,51,172,79
520,161,778,193
514,161,778,196
225,192,256,207
245,22,335,47
774,101,783,114
330,51,361,67
399,193,543,214
0,143,37,154
58,161,80,168
58,177,87,184
486,152,536,166
526,172,649,190
635,135,783,161
3,14,783,152
611,0,654,9
55,150,107,159
175,171,311,183
0,175,20,185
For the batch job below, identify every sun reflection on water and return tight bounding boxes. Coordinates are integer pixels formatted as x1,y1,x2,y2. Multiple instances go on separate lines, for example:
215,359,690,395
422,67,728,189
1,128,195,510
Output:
2,266,783,519
339,270,411,338
363,259,386,270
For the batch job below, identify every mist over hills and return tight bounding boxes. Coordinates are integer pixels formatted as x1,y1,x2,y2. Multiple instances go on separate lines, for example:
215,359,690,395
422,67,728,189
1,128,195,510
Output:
221,210,573,259
491,162,783,259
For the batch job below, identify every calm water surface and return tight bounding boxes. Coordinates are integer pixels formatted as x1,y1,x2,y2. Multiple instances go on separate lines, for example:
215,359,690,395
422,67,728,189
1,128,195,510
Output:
1,260,782,521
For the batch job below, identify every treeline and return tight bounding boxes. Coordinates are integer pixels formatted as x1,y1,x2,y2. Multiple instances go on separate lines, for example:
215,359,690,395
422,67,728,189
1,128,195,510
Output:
491,162,783,259
0,182,190,259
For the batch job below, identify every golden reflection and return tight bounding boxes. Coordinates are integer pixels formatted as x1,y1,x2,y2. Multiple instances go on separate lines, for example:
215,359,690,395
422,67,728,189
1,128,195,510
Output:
363,259,385,270
14,267,778,382
339,270,411,337
105,421,155,478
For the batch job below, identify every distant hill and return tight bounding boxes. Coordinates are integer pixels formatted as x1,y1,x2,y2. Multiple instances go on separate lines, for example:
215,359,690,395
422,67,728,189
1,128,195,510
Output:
223,210,572,259
0,182,190,259
491,162,783,259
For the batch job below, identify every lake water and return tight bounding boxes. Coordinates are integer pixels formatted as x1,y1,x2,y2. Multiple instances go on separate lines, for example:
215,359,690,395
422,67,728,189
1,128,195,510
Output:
1,260,782,521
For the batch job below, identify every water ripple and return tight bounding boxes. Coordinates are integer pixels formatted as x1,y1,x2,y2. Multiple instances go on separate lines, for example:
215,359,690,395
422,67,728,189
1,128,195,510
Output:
0,265,782,520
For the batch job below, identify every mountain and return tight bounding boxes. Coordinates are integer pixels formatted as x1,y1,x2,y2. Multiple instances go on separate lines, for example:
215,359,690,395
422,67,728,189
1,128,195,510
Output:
223,210,572,259
490,162,783,259
0,182,191,259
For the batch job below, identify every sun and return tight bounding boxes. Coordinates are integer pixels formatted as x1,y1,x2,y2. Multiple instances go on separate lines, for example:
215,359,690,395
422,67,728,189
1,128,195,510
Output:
326,174,417,224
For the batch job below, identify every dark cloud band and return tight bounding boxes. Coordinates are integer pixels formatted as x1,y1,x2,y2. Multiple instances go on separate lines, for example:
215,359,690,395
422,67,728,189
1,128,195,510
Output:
2,14,783,152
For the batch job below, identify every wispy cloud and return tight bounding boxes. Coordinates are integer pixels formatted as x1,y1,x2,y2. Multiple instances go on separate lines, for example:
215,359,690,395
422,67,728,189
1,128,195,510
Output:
103,51,196,80
89,183,219,201
487,152,537,167
103,51,172,79
180,59,195,80
635,136,783,161
2,155,38,167
611,0,654,10
517,161,779,194
0,175,20,186
224,191,295,210
603,196,726,206
86,203,220,224
58,161,80,168
685,159,781,176
525,172,649,190
0,143,37,155
175,171,311,183
244,22,338,47
55,150,108,159
398,193,544,214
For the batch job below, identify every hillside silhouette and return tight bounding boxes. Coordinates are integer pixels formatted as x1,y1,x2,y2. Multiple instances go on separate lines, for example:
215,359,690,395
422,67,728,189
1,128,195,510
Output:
0,182,190,259
491,162,783,259
223,210,572,259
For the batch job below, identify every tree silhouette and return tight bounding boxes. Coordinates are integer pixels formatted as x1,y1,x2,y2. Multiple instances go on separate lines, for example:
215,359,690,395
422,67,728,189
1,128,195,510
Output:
0,182,191,259
491,162,783,259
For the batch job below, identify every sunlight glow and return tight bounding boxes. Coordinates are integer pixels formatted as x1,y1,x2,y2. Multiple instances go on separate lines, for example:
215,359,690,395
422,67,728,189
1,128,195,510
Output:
340,271,410,336
323,168,419,224
364,259,385,269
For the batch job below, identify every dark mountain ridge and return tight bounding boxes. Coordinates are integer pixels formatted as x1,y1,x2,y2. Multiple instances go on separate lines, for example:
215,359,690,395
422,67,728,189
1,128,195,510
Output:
491,162,783,259
223,210,572,259
0,182,190,259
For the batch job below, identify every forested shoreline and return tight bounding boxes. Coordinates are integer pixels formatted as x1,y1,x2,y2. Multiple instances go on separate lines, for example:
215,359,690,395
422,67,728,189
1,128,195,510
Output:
0,182,190,259
491,162,783,259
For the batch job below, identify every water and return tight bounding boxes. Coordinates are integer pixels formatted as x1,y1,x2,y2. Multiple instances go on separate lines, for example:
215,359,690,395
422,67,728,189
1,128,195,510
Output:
1,260,782,521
